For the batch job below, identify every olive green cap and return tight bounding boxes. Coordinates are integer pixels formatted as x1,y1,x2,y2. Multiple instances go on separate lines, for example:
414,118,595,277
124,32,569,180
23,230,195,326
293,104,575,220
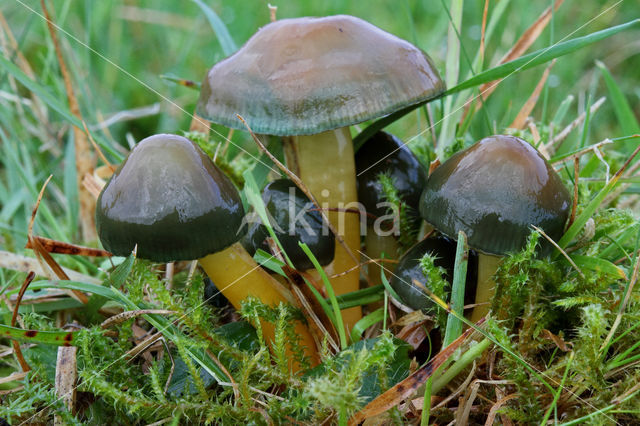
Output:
356,131,428,225
196,15,445,136
96,134,244,262
240,179,334,270
419,135,571,256
390,235,477,313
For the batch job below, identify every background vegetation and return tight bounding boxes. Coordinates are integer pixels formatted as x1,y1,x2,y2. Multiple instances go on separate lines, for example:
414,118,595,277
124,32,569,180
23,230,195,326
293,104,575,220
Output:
1,0,639,424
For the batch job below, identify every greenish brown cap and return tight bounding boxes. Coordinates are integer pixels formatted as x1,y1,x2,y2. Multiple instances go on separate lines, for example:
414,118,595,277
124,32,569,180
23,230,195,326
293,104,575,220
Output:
419,135,571,256
356,131,428,225
196,15,445,136
390,235,477,313
96,134,244,262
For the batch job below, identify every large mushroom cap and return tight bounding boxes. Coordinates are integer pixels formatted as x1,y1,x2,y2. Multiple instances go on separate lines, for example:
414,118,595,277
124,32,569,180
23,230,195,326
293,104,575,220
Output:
419,135,571,256
356,131,428,225
96,134,244,262
197,15,445,136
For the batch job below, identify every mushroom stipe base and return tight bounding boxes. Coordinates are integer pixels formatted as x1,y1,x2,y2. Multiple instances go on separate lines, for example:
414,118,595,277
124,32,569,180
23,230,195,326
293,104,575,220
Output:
469,253,502,323
200,242,320,371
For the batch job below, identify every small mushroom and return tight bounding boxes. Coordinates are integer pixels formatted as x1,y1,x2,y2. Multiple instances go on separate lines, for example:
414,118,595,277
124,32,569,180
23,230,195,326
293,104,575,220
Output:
196,15,445,330
419,135,571,322
356,131,428,284
390,235,477,314
96,134,318,371
242,179,335,271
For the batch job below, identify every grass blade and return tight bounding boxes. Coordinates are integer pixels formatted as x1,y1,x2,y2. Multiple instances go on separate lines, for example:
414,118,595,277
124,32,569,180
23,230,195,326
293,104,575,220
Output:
354,19,640,149
192,0,237,56
0,51,123,162
0,323,78,346
299,242,348,350
447,19,640,95
442,231,468,347
350,308,384,343
437,0,463,152
596,60,640,137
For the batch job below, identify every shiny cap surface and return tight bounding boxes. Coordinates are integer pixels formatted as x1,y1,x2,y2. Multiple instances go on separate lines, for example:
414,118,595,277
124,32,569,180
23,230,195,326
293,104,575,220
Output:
197,15,445,135
419,135,571,255
96,134,244,261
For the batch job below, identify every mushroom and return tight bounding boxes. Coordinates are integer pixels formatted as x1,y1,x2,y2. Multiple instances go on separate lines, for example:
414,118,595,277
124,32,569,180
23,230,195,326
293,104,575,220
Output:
242,178,335,271
96,134,318,371
419,135,571,322
196,15,445,330
390,235,477,314
356,131,428,285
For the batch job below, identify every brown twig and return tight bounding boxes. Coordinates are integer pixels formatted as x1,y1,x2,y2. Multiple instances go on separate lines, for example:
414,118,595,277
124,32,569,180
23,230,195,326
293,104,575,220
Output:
568,156,579,228
100,310,176,329
509,60,555,130
26,236,112,257
27,176,88,304
11,271,36,372
82,121,115,172
41,0,96,241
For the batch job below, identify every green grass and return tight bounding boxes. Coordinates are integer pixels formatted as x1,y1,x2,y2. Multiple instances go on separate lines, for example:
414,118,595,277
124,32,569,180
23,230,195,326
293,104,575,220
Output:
1,0,640,424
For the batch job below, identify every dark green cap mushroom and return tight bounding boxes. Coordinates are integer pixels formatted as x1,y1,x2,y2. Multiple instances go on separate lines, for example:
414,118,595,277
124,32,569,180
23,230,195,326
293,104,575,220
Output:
96,134,244,262
390,235,477,313
241,179,335,270
356,131,428,226
419,135,571,255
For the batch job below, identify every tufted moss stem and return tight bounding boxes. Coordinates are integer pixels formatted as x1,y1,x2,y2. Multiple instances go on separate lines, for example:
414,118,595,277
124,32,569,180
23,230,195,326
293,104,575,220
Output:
290,127,362,332
470,254,502,323
200,242,319,371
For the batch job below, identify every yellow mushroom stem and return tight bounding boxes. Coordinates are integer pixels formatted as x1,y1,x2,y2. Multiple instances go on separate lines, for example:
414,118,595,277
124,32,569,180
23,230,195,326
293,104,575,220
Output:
199,242,319,372
290,128,362,333
469,253,502,323
364,225,400,286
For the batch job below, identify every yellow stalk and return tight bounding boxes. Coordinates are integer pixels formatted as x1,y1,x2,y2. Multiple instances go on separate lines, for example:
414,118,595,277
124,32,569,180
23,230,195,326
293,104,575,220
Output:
200,242,319,372
291,128,362,332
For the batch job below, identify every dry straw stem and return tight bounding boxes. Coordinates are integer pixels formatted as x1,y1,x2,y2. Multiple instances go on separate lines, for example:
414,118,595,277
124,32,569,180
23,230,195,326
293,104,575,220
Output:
27,175,89,304
463,0,564,119
11,271,36,372
54,346,77,422
40,0,96,241
25,236,112,257
509,59,556,129
545,96,606,154
532,225,585,278
348,320,484,424
0,251,99,284
100,310,176,329
0,11,50,134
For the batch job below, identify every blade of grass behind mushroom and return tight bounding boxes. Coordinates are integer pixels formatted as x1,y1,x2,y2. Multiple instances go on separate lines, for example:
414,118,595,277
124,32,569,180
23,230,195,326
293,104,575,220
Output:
596,61,640,140
192,0,237,56
436,0,463,152
353,18,640,151
554,142,640,255
40,0,96,242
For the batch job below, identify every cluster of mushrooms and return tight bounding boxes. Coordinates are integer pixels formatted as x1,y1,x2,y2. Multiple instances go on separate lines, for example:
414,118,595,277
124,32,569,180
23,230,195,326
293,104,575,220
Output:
95,15,571,373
